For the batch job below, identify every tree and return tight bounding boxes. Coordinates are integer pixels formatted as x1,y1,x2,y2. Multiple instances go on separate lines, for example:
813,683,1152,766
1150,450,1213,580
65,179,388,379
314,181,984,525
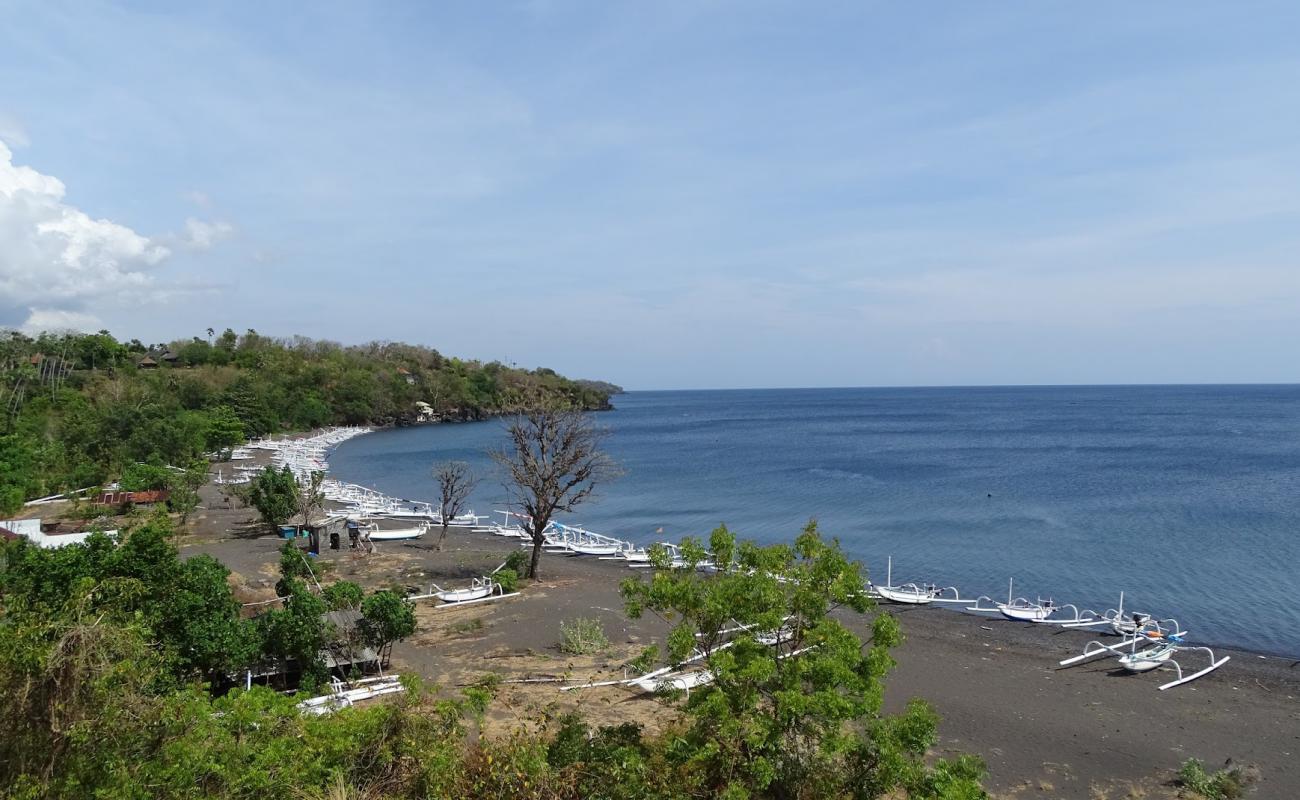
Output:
203,405,245,458
619,522,988,798
249,465,298,532
321,580,363,610
296,470,326,551
257,578,330,687
167,460,209,523
490,408,620,579
359,590,416,669
433,461,477,551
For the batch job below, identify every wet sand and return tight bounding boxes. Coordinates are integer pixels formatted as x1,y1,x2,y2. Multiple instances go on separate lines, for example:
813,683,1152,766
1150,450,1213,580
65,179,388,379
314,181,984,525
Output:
182,487,1299,799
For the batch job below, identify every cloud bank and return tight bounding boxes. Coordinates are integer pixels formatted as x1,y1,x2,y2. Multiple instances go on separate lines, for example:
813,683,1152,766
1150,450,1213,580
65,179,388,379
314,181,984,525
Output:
0,139,230,334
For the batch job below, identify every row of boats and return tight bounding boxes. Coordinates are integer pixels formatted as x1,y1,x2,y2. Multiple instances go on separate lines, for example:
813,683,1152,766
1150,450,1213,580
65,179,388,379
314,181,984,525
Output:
866,557,1229,690
210,427,373,486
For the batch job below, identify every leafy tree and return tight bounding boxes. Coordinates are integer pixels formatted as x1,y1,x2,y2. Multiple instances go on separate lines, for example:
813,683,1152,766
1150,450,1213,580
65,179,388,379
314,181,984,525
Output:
167,460,209,522
118,460,173,492
0,434,38,515
257,578,330,686
203,405,246,456
249,465,299,532
433,460,477,551
359,589,416,668
620,522,988,799
491,408,620,579
321,580,363,611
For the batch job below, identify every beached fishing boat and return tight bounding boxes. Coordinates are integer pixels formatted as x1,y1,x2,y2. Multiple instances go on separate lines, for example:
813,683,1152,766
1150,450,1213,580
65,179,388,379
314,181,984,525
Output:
629,669,714,693
430,576,501,604
1059,632,1228,690
365,522,428,541
870,557,969,605
1056,592,1183,638
965,578,1056,621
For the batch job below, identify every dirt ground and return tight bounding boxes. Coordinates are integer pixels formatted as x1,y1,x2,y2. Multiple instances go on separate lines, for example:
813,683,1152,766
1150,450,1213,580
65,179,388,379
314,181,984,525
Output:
170,477,1300,800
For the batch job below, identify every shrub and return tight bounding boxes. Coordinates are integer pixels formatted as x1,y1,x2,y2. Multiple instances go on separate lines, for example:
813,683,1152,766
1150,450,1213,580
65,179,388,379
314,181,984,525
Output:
494,567,518,593
559,617,609,655
503,549,527,576
1177,758,1250,800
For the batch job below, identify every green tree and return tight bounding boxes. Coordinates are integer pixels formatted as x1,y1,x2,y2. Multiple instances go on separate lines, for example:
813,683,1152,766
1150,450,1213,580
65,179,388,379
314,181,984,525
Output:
321,580,363,610
249,466,299,532
359,590,416,668
203,405,246,457
257,578,330,686
620,522,988,799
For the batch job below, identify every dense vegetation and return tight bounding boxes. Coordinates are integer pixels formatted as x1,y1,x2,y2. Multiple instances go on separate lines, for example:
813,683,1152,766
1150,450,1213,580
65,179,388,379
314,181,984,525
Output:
0,517,987,799
0,328,616,515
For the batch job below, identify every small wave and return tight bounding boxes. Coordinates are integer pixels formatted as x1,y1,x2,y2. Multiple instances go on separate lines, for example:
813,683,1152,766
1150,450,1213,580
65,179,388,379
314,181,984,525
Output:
808,467,883,485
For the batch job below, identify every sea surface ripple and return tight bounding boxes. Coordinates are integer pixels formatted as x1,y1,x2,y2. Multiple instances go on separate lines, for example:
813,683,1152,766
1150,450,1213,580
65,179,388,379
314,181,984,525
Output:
329,385,1300,656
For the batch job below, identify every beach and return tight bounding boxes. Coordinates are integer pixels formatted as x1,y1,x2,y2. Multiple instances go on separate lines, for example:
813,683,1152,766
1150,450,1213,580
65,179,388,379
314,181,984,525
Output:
183,479,1300,800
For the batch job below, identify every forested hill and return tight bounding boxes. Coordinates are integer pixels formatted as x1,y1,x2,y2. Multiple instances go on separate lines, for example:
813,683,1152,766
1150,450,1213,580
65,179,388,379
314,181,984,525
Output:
0,328,616,513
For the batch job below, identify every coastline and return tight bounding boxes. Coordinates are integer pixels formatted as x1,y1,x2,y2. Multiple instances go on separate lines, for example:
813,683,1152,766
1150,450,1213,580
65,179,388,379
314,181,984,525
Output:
181,478,1300,799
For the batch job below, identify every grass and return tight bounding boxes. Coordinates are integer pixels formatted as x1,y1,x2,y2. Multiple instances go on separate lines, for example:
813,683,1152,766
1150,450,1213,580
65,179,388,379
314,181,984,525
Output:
447,617,485,636
558,617,609,655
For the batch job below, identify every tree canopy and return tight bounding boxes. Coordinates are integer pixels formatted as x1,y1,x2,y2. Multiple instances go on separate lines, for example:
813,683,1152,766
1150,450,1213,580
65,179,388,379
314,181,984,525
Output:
0,327,616,515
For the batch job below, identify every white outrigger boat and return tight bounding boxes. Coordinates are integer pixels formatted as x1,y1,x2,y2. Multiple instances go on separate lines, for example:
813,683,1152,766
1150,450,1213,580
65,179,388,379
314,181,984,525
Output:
869,557,970,605
364,522,429,541
297,676,404,716
429,576,502,604
966,578,1058,621
1059,631,1228,690
1055,592,1183,637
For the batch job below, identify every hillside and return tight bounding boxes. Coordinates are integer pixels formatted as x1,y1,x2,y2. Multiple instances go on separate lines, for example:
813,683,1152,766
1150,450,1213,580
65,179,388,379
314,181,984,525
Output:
0,328,615,514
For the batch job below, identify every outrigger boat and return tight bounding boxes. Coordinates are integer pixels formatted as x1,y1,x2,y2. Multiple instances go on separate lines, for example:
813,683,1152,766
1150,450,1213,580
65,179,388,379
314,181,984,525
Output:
364,522,428,541
428,576,502,604
1055,592,1183,637
870,557,970,605
1058,631,1227,690
965,578,1057,621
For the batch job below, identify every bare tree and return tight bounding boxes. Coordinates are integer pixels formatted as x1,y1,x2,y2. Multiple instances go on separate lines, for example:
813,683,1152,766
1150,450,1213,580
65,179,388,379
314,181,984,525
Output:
433,461,477,551
297,470,326,552
491,408,620,579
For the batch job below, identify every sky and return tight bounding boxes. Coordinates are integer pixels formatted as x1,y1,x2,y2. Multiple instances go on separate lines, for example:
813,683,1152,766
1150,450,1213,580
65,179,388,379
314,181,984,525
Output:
2,1,1299,390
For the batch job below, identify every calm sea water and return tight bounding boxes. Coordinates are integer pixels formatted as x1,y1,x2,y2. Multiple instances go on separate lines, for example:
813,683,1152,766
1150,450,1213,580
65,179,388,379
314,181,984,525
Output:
329,386,1300,656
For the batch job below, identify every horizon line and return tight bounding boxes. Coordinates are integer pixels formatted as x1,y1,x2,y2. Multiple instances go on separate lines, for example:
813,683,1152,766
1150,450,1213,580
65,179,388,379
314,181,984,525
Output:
618,381,1300,393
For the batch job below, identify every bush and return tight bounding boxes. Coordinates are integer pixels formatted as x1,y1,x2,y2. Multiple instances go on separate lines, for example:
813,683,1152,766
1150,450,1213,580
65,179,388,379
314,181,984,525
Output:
1177,758,1251,799
558,617,609,655
503,549,527,576
494,567,518,593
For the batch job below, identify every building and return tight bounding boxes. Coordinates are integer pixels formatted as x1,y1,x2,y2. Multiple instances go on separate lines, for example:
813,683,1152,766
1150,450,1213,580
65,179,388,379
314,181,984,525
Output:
0,518,117,548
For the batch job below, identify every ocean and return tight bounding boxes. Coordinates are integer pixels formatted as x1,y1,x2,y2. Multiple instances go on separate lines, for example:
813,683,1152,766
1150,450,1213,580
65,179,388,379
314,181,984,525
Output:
327,385,1300,657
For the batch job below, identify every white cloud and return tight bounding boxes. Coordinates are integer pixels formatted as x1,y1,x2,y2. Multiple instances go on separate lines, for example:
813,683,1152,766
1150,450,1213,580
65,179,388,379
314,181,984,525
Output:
0,115,29,149
0,139,229,333
20,308,101,334
181,217,233,249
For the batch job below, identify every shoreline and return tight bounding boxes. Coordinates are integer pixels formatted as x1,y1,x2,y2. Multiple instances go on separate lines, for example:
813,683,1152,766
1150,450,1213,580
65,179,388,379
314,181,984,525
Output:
180,492,1300,799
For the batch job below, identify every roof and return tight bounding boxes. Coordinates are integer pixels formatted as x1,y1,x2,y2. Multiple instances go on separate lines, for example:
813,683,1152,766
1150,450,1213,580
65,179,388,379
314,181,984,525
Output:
0,518,115,549
95,489,170,505
137,356,157,366
0,526,19,542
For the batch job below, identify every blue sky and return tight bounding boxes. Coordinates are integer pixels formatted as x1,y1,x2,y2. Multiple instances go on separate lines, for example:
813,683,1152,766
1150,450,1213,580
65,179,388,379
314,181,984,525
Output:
2,2,1299,389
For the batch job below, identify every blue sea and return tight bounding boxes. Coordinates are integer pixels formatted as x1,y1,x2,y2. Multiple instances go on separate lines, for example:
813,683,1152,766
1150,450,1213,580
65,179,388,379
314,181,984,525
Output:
329,386,1300,657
